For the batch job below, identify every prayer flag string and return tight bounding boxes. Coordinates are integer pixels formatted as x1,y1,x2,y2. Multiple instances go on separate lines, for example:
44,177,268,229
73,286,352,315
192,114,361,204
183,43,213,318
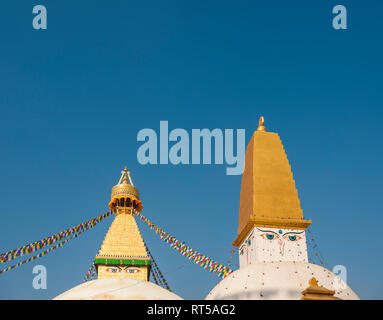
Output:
0,211,112,264
143,240,171,291
82,263,96,283
135,211,233,279
306,227,327,267
0,222,98,275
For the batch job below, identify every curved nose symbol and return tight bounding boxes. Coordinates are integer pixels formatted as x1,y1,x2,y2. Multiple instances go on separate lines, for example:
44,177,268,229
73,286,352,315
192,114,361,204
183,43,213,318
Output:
278,238,285,256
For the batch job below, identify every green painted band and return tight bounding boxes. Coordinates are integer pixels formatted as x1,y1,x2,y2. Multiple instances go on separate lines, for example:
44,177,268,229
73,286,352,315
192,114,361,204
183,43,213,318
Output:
94,258,151,266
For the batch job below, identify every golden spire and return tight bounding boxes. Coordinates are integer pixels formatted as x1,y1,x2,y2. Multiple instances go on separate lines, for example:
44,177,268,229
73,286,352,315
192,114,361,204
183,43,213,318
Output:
95,168,150,280
233,120,311,247
257,116,266,132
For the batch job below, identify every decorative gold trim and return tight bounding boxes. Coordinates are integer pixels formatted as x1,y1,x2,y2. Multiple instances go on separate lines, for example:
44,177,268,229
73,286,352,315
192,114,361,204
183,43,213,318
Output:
232,216,312,247
108,195,143,212
108,168,143,212
95,255,150,261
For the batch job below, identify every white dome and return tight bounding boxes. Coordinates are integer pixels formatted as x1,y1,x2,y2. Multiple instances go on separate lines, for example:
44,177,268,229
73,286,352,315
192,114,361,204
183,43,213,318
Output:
53,278,183,300
206,262,359,300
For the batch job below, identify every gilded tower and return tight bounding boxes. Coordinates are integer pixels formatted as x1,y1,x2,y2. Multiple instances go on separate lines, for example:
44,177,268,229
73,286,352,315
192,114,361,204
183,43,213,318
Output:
94,168,151,280
233,117,312,266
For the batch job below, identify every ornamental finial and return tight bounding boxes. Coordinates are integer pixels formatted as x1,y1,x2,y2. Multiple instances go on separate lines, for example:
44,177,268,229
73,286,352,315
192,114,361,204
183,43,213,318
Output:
257,116,266,132
110,168,142,212
309,277,319,287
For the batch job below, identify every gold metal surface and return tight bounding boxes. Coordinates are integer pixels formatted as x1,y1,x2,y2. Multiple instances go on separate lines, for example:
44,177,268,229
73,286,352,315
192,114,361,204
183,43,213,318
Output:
109,167,143,212
234,124,311,247
257,116,266,132
111,168,140,200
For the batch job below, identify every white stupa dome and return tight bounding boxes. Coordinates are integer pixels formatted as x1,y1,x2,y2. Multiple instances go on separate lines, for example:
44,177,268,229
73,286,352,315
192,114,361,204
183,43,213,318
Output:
206,262,359,300
53,278,183,300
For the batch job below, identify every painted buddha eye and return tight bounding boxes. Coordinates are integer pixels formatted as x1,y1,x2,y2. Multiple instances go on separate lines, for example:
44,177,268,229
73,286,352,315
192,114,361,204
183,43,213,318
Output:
126,269,139,274
261,233,277,240
106,268,121,273
284,235,302,241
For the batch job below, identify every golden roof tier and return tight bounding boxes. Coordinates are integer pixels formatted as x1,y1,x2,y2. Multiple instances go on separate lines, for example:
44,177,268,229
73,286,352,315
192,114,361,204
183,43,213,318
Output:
233,117,311,247
108,167,143,212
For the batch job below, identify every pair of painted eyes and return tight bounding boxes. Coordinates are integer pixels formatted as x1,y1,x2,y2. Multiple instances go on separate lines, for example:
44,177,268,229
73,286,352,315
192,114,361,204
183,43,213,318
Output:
106,268,140,273
261,234,301,241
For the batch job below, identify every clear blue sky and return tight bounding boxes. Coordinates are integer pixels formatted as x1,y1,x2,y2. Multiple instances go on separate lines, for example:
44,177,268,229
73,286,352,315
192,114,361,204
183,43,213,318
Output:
0,0,382,299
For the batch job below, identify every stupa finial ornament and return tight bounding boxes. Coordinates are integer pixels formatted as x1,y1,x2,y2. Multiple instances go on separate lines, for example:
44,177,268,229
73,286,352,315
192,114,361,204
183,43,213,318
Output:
118,166,134,186
309,277,319,287
257,116,266,132
109,167,142,212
